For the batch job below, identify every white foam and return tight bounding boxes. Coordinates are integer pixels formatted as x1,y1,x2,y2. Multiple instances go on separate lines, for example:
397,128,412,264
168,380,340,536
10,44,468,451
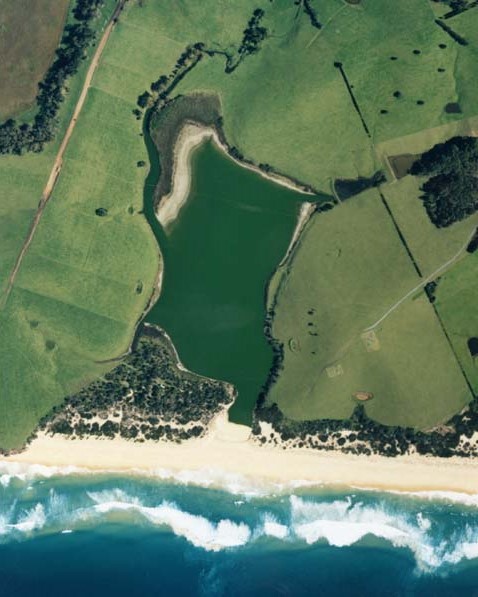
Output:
417,512,431,532
382,489,478,508
262,514,288,539
87,488,140,507
0,462,87,486
0,461,318,497
145,467,300,497
11,504,46,533
295,518,406,546
87,491,251,551
289,496,443,571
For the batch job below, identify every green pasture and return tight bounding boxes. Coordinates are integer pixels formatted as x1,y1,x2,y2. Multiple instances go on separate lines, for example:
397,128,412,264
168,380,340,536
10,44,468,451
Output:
382,175,478,275
266,189,471,428
435,253,478,392
2,0,478,447
0,0,132,450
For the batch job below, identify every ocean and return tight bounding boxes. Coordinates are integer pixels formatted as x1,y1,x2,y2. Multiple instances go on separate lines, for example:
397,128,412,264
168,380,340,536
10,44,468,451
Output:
1,466,478,596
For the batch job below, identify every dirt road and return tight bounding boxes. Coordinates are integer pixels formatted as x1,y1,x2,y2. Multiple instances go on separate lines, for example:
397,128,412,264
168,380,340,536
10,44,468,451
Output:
364,226,477,331
0,0,126,309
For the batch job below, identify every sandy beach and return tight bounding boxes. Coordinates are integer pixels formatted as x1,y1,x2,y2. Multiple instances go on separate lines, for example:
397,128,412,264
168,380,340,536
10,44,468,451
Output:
156,122,314,230
4,414,478,495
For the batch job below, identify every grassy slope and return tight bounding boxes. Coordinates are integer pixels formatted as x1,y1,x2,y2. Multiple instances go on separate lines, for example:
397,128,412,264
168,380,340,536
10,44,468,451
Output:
266,189,470,428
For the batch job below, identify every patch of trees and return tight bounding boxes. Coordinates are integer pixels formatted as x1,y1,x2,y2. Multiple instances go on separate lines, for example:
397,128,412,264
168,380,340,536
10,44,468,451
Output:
466,228,478,253
300,0,322,30
74,0,104,21
424,279,440,303
411,136,478,228
433,0,478,19
334,170,386,200
0,0,104,155
135,43,205,116
434,19,469,45
468,337,478,357
220,8,268,73
238,9,268,59
38,327,233,443
254,397,478,458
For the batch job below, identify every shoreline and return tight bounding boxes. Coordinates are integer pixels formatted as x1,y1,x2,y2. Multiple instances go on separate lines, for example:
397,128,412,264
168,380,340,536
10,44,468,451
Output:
278,201,315,268
4,417,478,495
156,122,314,229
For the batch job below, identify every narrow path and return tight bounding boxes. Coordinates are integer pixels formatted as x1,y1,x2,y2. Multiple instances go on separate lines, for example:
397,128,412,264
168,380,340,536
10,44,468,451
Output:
364,227,476,331
0,0,126,310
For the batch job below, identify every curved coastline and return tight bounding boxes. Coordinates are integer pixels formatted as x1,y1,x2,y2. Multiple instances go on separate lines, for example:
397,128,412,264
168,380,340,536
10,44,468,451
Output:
156,121,314,230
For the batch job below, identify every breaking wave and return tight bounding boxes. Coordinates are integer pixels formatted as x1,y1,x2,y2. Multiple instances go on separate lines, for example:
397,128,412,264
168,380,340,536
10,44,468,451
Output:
0,484,478,573
2,464,478,573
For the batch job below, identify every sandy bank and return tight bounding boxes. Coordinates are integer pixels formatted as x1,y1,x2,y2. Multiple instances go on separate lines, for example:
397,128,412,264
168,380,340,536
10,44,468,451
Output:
4,415,478,495
156,122,314,230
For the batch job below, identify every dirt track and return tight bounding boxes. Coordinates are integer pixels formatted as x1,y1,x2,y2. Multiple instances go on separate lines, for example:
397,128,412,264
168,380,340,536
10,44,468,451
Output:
0,0,125,309
364,226,477,331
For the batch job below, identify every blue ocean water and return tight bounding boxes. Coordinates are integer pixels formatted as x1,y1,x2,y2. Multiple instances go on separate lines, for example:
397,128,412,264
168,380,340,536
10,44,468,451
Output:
1,465,478,596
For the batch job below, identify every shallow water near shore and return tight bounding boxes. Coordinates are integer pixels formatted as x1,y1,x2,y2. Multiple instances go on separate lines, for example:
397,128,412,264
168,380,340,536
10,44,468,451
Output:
2,469,478,595
143,128,304,425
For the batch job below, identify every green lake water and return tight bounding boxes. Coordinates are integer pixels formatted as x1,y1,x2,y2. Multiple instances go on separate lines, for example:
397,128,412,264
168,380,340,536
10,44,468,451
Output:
144,132,304,425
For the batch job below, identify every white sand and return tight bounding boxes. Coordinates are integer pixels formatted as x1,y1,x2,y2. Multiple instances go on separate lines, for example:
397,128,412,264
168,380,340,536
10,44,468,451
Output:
156,123,314,230
4,415,478,494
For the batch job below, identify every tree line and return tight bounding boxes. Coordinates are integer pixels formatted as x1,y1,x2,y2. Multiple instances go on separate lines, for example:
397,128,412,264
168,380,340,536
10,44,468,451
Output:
0,0,104,155
254,396,478,458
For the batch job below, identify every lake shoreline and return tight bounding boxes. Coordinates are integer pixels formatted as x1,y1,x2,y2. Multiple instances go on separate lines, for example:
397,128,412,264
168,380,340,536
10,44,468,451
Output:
156,121,314,230
4,416,478,496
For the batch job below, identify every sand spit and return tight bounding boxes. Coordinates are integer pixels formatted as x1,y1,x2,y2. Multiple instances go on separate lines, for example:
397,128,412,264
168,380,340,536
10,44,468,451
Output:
5,415,478,495
156,123,314,230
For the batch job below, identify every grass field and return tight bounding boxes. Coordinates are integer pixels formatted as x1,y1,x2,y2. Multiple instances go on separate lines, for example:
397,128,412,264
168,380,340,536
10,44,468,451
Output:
435,253,478,393
0,0,70,119
2,0,478,447
266,188,471,429
382,175,478,275
0,0,123,450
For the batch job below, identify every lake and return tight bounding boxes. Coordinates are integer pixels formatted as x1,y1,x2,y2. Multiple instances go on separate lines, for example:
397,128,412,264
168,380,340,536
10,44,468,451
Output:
144,133,304,425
